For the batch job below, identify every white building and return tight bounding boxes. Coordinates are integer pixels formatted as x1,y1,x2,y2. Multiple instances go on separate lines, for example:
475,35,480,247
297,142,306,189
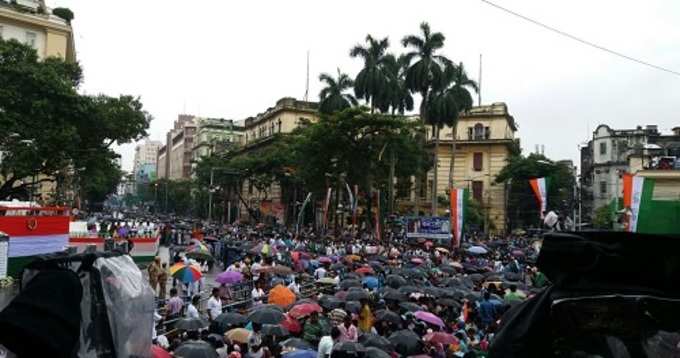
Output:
133,138,162,179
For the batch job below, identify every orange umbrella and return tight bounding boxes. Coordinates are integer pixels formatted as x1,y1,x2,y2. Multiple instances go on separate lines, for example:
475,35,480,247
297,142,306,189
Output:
268,284,296,308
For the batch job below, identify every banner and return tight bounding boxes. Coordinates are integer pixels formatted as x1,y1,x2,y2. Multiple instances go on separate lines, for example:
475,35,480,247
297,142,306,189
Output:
406,217,451,240
352,185,359,228
529,177,548,218
623,173,647,232
373,190,381,241
450,188,466,247
296,193,312,234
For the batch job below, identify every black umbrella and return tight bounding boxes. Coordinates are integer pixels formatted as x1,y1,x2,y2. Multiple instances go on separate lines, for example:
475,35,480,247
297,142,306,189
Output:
346,289,369,301
344,273,361,280
382,290,406,302
375,310,402,325
442,277,462,287
504,272,521,282
399,302,422,313
368,261,385,272
330,262,346,271
248,308,285,324
385,275,407,289
438,298,461,309
439,265,457,274
176,317,209,331
261,324,289,337
251,304,285,312
422,287,443,298
332,341,367,358
365,347,391,358
359,334,394,352
388,330,423,356
320,295,344,310
344,301,361,314
398,285,420,295
174,340,218,358
215,312,248,330
468,273,485,283
340,279,362,290
206,333,225,349
464,291,481,301
281,337,312,350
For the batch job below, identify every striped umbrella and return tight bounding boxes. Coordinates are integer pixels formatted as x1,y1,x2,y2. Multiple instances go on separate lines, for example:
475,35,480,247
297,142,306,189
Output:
169,262,202,283
186,243,213,261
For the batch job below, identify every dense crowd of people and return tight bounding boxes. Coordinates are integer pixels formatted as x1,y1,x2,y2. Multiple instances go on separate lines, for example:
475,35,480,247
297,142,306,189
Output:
148,222,546,358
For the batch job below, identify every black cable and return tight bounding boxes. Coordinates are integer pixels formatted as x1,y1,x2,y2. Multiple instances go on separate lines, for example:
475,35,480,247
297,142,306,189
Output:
480,0,680,77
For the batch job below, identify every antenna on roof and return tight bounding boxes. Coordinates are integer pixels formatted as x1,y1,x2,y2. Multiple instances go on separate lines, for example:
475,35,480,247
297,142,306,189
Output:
478,54,482,106
304,50,310,102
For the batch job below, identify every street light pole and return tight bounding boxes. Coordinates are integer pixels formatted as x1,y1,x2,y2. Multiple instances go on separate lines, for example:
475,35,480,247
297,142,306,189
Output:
208,168,215,222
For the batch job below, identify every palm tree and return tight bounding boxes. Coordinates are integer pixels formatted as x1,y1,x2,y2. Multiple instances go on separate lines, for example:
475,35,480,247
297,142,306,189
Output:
402,22,452,215
444,62,478,188
382,54,414,115
318,68,358,115
350,35,391,112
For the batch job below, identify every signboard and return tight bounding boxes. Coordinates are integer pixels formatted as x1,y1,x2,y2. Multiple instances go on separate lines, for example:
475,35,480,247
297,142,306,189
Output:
406,217,452,240
0,232,8,279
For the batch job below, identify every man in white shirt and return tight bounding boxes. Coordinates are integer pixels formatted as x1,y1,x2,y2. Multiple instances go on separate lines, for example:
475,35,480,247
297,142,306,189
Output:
314,266,327,280
318,327,341,358
287,277,301,296
207,288,223,321
185,295,201,319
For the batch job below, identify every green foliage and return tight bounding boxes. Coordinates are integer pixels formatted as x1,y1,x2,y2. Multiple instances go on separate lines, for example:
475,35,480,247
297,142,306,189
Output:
52,7,74,23
592,204,613,229
0,39,151,203
496,153,576,229
350,35,392,111
318,68,357,115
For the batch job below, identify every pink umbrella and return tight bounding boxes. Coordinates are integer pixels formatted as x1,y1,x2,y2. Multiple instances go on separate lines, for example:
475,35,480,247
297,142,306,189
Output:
414,311,445,327
411,258,424,265
216,271,243,284
319,256,333,264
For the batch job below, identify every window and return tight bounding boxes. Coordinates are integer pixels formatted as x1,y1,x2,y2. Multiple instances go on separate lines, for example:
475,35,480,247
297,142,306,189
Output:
600,142,607,155
485,127,491,139
25,32,36,48
467,127,474,140
472,181,484,202
600,181,607,196
473,152,483,171
473,123,485,140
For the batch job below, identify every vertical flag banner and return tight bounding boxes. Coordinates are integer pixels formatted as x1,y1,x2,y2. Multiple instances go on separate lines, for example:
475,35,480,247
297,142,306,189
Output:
296,193,312,234
449,188,466,247
373,190,381,241
529,177,548,218
624,174,647,232
323,187,332,230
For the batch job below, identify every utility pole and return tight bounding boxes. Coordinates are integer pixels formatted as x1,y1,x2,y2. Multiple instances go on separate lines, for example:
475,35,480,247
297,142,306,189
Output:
208,168,215,221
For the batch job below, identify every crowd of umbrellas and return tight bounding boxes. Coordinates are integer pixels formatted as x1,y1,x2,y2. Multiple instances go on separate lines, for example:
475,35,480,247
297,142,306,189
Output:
154,227,544,358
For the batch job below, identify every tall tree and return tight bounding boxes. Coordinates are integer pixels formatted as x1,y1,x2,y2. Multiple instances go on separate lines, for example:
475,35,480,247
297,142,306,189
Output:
318,68,358,114
402,22,452,215
350,35,391,112
439,63,478,189
382,54,414,115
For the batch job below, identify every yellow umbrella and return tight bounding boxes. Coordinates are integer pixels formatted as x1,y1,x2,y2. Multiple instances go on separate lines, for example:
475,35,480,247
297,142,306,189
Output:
268,284,296,308
225,328,252,344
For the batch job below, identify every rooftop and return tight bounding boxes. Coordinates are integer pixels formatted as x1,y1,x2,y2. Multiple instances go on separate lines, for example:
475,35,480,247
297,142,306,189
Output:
244,97,318,128
0,0,71,29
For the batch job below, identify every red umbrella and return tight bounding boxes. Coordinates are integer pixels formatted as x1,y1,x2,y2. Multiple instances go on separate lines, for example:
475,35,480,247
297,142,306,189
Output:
151,345,172,358
424,332,459,345
288,302,323,319
355,266,374,275
280,313,302,334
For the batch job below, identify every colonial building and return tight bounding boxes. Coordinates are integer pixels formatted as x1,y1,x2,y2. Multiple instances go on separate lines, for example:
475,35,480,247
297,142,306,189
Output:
237,97,319,223
409,103,519,233
191,117,244,175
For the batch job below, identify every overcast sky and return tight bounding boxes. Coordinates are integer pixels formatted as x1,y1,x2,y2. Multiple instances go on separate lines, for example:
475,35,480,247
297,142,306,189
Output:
48,0,680,172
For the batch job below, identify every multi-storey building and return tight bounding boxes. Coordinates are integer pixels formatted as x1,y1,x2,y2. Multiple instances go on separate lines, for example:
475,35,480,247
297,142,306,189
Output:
133,139,162,186
409,103,519,233
192,118,243,164
155,115,196,181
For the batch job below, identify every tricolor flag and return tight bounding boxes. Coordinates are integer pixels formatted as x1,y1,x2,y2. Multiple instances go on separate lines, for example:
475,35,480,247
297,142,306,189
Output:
622,173,649,233
323,187,332,229
529,177,548,218
450,188,467,247
1,216,69,258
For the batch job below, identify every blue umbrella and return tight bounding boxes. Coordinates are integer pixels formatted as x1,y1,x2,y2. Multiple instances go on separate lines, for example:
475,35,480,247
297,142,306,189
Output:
362,276,380,289
282,349,317,358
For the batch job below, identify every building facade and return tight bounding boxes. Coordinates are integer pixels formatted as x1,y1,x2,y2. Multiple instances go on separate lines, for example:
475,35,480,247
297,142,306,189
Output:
191,117,244,166
580,124,675,217
0,0,75,61
156,115,196,181
237,98,319,223
133,139,162,186
408,103,519,233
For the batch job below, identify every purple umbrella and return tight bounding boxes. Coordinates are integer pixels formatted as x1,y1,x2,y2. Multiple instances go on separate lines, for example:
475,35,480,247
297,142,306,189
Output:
216,271,243,284
414,310,445,327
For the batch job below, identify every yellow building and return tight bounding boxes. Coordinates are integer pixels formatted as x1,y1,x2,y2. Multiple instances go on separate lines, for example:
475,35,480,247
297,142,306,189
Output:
237,97,319,223
0,0,75,61
1,0,76,204
411,103,519,233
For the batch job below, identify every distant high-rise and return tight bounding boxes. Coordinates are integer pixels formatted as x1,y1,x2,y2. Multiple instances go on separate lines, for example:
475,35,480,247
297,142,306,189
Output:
157,115,196,180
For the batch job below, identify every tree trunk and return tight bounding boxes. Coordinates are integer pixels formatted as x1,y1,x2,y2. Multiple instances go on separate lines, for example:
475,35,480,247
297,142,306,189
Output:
414,89,429,216
432,125,440,216
448,123,458,188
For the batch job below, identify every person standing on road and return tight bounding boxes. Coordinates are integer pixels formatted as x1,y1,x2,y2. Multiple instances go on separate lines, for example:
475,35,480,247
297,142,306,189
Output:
158,263,169,300
148,257,161,296
186,295,201,319
207,288,223,322
165,288,183,319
